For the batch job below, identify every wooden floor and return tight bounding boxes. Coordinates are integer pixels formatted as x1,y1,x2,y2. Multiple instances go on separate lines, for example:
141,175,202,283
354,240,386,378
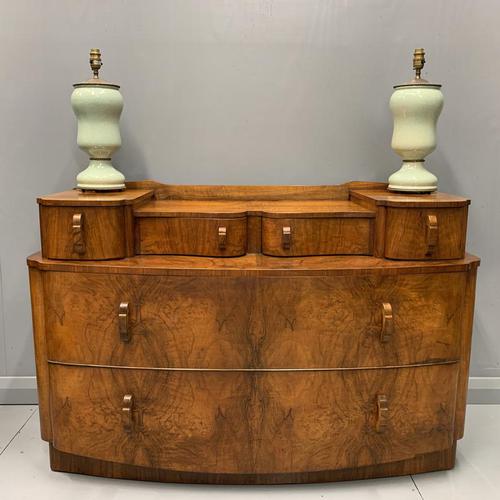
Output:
0,405,498,499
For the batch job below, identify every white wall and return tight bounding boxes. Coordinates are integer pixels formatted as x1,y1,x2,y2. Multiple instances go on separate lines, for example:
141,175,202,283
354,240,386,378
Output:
0,0,499,380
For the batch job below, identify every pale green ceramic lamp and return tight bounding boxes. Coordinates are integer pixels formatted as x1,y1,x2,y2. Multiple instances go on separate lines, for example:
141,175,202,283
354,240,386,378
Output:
71,49,125,191
388,49,443,193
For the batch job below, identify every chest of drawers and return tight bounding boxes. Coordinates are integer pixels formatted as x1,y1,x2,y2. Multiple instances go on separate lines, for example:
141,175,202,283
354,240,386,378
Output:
28,181,479,484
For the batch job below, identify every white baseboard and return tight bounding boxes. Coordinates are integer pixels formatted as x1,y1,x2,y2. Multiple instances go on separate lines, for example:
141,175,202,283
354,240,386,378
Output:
0,376,499,405
0,377,38,404
467,376,500,404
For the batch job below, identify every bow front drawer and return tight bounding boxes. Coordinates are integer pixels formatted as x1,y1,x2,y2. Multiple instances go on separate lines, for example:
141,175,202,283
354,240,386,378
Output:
44,271,464,369
49,363,458,475
262,217,373,256
385,207,468,260
135,217,247,257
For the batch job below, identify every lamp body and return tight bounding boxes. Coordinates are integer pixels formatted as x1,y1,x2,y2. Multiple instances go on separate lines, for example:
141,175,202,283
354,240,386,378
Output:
388,85,443,192
71,85,125,190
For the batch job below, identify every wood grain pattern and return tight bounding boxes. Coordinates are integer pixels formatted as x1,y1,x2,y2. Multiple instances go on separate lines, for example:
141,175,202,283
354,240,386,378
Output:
385,207,468,260
136,217,247,257
49,363,458,475
262,217,373,256
44,271,464,369
40,206,126,260
49,442,456,484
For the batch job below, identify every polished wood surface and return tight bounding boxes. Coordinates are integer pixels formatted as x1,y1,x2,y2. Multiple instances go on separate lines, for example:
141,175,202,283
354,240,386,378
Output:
134,199,375,218
44,271,464,369
49,363,458,475
28,181,479,484
28,268,51,441
37,188,153,206
27,252,480,276
350,189,470,208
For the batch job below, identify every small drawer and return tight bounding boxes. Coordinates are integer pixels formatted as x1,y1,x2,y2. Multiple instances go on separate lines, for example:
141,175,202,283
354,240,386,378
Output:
136,217,247,257
49,363,458,474
262,217,373,256
385,207,467,260
39,206,126,260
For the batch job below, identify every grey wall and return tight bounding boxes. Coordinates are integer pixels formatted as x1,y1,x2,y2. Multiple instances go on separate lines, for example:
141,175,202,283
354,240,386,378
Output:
0,0,498,378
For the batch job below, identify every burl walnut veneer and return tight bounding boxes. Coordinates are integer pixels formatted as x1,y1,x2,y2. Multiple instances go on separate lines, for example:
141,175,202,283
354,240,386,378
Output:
28,180,479,484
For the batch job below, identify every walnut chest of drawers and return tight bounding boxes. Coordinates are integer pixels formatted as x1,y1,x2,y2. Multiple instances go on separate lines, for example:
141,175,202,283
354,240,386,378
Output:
28,180,479,484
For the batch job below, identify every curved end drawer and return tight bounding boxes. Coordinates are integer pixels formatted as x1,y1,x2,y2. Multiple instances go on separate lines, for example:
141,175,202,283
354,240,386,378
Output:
39,206,126,260
385,207,468,260
262,217,373,257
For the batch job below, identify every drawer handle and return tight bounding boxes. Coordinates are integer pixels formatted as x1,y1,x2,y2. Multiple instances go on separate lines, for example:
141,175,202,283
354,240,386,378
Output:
72,213,85,254
425,214,438,255
376,394,389,433
380,302,394,343
218,226,227,250
122,394,134,432
118,302,130,343
282,226,291,249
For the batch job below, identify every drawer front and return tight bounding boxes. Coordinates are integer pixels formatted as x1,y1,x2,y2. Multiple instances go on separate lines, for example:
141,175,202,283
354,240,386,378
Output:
136,217,247,256
262,217,373,256
49,363,458,474
45,271,464,369
385,207,467,260
40,206,126,260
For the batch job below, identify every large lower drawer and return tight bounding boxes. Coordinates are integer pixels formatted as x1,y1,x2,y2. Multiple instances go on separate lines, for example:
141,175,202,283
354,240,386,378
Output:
49,363,458,475
44,271,465,369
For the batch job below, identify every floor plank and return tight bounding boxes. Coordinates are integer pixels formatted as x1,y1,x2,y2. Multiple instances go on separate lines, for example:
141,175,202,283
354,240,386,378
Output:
0,405,37,453
412,405,500,499
0,407,420,499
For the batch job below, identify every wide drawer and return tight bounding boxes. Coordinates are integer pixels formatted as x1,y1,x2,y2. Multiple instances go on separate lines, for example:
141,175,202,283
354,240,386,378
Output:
385,207,467,260
49,363,458,474
44,271,465,368
262,217,373,256
39,206,126,260
136,217,247,257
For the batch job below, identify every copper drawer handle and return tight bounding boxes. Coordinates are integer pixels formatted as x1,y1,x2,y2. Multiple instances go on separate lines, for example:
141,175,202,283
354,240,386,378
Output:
376,394,389,433
119,302,130,343
425,214,438,255
380,302,394,343
72,213,85,254
218,226,227,250
122,394,134,432
282,226,291,249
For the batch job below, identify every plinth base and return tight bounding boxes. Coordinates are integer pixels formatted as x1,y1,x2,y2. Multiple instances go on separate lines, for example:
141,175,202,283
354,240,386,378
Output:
49,443,456,485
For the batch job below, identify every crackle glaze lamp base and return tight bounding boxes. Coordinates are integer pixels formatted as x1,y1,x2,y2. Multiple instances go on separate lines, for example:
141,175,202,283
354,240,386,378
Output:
71,49,125,191
388,49,443,193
